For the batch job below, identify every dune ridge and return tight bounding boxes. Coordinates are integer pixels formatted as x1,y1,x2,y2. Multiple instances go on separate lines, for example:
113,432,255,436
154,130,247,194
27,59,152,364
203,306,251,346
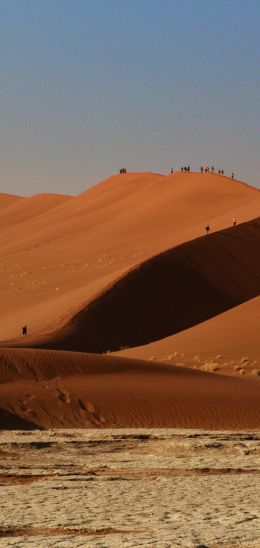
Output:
118,296,260,364
0,192,71,228
0,172,259,343
18,217,259,354
0,172,259,431
0,348,259,430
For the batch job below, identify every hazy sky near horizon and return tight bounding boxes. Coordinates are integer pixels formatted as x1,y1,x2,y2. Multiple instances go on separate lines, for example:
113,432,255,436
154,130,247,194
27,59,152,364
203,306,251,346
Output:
0,0,259,196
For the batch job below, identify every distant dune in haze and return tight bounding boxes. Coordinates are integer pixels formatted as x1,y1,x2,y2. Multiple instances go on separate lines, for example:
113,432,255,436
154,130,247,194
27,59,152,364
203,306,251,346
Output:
0,171,259,429
0,193,71,228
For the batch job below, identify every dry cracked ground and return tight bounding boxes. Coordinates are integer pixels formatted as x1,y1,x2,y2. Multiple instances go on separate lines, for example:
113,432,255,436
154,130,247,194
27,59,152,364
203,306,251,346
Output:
0,429,259,547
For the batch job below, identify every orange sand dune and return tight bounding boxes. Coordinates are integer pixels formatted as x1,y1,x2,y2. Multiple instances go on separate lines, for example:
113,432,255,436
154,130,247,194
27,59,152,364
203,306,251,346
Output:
117,296,260,364
0,348,259,430
0,172,259,432
0,192,71,228
13,217,258,354
0,172,259,342
0,192,23,209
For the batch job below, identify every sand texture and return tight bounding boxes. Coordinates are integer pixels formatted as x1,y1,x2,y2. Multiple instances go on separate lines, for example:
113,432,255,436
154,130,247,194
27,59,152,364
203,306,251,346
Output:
0,348,260,430
0,172,259,345
0,429,259,547
0,171,259,431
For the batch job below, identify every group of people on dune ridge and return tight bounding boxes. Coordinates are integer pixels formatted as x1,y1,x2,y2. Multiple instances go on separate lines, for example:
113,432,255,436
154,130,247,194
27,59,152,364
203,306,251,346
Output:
119,166,235,179
168,166,235,178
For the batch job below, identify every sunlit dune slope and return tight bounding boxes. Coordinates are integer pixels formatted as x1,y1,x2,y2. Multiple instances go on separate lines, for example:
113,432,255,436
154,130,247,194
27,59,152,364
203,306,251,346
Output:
22,217,259,353
0,172,259,342
117,296,260,363
0,348,259,430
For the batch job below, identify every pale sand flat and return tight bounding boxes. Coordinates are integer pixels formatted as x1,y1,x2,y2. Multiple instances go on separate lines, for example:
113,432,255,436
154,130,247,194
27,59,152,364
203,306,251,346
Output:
0,429,259,547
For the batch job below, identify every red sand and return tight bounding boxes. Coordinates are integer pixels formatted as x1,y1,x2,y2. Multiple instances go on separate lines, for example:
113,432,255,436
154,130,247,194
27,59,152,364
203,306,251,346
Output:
117,297,260,365
0,193,71,229
0,348,260,430
0,172,259,342
0,171,259,429
20,217,258,354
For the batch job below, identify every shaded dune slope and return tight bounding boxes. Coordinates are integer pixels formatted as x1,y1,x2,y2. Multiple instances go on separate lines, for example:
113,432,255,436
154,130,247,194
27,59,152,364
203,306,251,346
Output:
0,348,259,429
29,218,260,353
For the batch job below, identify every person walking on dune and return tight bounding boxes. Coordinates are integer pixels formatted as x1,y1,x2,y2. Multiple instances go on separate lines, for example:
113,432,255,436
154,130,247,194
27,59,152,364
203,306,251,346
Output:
205,225,210,235
22,325,27,336
233,216,237,227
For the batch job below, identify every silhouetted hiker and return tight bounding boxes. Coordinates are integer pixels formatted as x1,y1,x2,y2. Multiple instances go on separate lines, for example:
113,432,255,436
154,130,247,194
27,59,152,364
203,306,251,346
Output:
221,169,224,175
233,216,237,227
170,168,173,174
201,166,204,173
187,166,190,172
181,167,183,172
205,225,210,235
22,325,27,336
231,172,234,179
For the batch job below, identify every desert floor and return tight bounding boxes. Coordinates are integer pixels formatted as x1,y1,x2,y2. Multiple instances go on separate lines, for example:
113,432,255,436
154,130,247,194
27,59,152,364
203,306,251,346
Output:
0,428,259,548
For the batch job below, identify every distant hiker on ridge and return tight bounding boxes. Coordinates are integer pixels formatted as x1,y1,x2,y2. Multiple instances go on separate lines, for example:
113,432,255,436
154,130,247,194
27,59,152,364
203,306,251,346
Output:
205,225,210,235
22,325,27,336
233,216,237,227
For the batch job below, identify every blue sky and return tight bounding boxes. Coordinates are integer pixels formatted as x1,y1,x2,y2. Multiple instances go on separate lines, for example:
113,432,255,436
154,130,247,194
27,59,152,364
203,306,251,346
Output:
0,0,259,195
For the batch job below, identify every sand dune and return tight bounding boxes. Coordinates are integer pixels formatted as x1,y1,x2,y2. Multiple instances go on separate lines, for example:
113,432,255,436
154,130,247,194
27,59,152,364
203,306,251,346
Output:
0,172,259,343
117,296,260,366
0,192,23,209
0,348,259,429
0,172,259,431
0,192,71,228
17,217,258,354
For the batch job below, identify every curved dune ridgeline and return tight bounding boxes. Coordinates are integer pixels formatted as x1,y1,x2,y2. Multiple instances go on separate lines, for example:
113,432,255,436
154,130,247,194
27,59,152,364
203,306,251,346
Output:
0,193,71,228
117,296,260,364
0,173,259,431
0,172,259,344
32,217,260,353
0,348,260,429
